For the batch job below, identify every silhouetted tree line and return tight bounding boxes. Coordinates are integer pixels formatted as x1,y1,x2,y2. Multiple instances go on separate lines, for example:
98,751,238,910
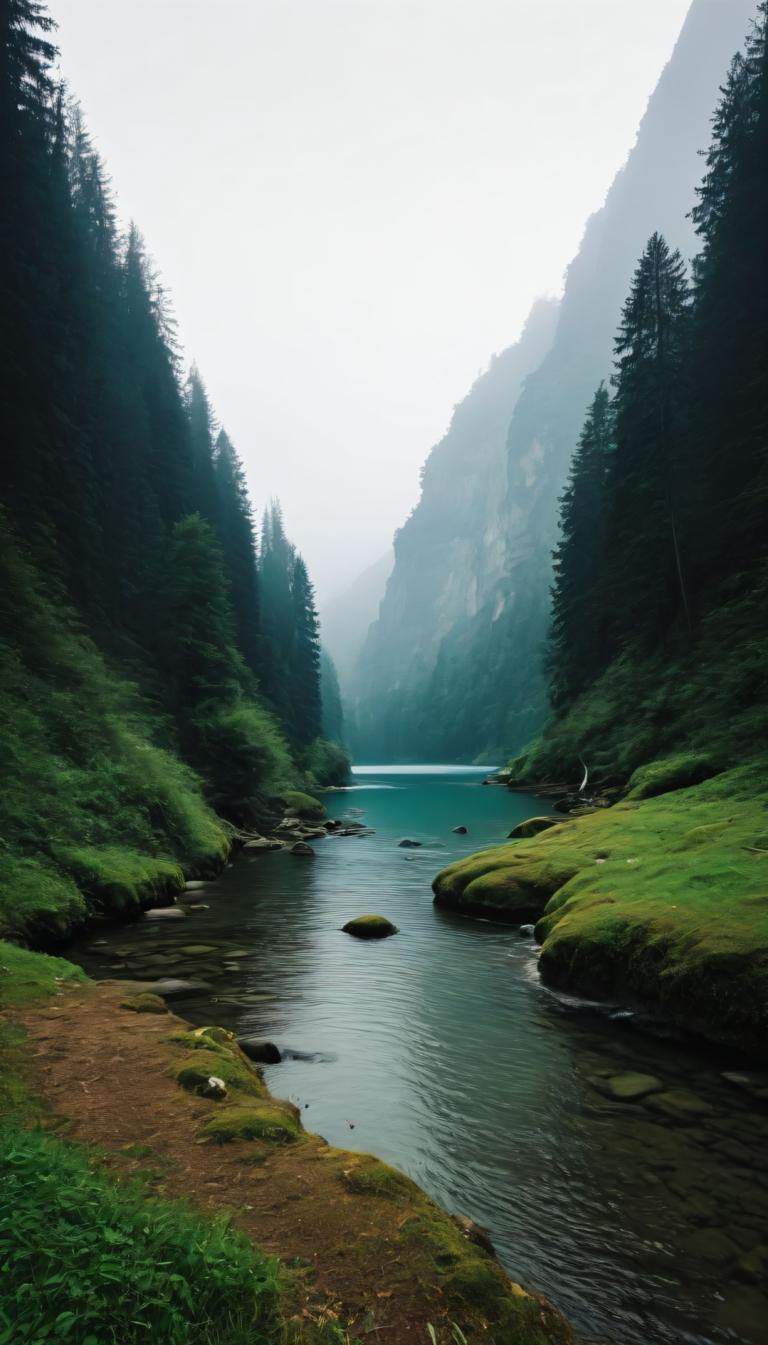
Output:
550,3,767,709
0,0,344,811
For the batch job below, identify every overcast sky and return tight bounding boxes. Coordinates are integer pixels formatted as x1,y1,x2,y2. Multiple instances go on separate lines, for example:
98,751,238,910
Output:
50,0,692,601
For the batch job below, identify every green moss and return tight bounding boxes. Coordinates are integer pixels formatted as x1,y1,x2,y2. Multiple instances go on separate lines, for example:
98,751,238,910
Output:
120,993,168,1014
280,790,326,820
172,1047,268,1100
342,914,398,938
508,816,563,839
200,1103,301,1145
58,846,185,914
0,941,86,1010
436,764,768,1055
626,753,722,799
433,852,577,923
341,1158,417,1199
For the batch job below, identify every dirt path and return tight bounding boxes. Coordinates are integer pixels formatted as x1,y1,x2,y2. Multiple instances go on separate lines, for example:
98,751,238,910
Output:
17,980,570,1345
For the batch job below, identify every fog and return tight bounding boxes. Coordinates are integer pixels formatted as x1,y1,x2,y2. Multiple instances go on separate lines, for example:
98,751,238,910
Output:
49,0,692,600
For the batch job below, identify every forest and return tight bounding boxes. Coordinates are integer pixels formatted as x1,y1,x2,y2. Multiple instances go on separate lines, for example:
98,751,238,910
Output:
2,3,768,1345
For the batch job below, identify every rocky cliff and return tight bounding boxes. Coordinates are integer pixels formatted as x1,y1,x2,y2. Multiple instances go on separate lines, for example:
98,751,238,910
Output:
348,0,758,763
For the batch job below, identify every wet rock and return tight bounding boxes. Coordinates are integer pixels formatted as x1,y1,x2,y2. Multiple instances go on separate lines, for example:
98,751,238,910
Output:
141,978,207,996
145,906,186,920
452,1215,496,1257
722,1069,768,1103
237,1037,282,1064
686,1227,739,1265
508,816,560,839
645,1089,715,1122
184,880,209,890
599,1073,665,1102
177,944,219,956
452,826,468,834
398,839,421,848
290,841,315,856
518,924,536,938
342,914,398,939
243,837,284,852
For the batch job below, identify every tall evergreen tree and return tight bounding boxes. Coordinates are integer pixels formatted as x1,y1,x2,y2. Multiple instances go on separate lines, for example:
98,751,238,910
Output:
603,233,692,647
290,554,322,745
185,364,219,524
213,428,261,675
690,3,768,582
549,384,613,706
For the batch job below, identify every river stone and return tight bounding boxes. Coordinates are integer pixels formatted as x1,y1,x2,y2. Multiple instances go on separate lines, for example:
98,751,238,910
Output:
177,944,219,956
645,1089,715,1121
290,841,315,856
518,924,536,938
686,1227,739,1265
452,825,468,834
244,837,284,852
238,1037,282,1064
142,978,207,996
342,914,398,939
145,906,186,920
184,880,209,890
602,1073,665,1102
398,839,421,848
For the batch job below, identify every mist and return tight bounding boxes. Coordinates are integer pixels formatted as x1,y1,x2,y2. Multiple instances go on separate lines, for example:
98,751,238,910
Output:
50,0,691,599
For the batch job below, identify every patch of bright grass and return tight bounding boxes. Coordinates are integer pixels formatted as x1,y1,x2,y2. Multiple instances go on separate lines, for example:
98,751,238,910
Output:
0,1126,281,1345
433,764,768,1053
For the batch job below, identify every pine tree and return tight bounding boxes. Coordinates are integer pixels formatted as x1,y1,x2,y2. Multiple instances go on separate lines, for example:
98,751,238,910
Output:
259,500,295,722
550,384,613,706
690,3,768,584
603,233,692,647
213,428,261,674
185,364,219,524
320,648,344,742
290,554,322,745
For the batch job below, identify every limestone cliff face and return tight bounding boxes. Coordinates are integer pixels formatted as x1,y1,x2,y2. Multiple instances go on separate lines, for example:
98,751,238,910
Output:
349,0,757,763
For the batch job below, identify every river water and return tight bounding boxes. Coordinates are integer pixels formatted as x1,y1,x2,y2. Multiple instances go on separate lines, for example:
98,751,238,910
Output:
69,766,768,1345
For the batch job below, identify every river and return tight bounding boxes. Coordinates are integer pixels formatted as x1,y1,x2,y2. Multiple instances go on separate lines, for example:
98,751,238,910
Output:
69,766,768,1345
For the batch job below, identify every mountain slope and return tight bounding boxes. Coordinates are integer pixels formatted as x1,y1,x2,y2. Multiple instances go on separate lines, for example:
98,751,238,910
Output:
351,0,757,763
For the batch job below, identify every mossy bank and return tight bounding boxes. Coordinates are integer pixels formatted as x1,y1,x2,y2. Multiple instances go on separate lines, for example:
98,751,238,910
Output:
434,760,768,1058
0,943,572,1345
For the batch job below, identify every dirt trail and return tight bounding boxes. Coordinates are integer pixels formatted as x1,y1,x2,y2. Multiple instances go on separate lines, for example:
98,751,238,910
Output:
17,980,571,1345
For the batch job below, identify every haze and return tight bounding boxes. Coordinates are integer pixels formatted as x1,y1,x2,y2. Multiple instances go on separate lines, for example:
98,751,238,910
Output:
50,0,692,600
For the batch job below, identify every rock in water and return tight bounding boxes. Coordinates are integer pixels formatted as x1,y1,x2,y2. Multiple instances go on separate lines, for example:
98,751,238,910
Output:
290,841,315,856
237,1037,282,1064
452,825,468,834
342,914,398,939
145,906,186,920
398,838,421,848
597,1072,665,1102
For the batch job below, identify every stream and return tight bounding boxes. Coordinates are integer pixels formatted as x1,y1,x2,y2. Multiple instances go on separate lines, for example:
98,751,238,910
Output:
68,766,768,1345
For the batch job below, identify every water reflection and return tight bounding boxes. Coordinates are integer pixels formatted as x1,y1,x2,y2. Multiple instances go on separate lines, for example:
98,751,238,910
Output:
69,767,768,1345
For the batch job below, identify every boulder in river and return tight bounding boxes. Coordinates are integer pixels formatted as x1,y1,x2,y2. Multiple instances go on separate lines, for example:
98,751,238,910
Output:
243,837,284,852
238,1037,282,1064
452,826,468,834
596,1072,665,1102
290,841,315,856
342,914,398,939
398,838,421,848
145,906,186,920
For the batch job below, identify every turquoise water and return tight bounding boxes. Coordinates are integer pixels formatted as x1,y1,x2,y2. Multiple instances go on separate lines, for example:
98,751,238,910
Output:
70,767,768,1345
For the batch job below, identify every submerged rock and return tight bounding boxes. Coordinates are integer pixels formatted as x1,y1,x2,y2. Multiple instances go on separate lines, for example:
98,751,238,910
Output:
518,924,536,939
290,841,315,856
342,914,398,939
237,1037,282,1064
145,906,186,920
398,838,421,848
597,1072,665,1102
452,825,468,834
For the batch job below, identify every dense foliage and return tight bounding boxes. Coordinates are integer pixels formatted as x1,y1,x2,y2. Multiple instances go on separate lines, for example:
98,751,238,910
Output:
0,0,347,919
530,3,768,782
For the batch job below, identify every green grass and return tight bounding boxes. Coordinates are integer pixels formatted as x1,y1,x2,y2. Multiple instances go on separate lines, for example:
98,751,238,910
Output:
199,1103,301,1145
433,763,768,1054
279,791,326,820
0,1126,281,1345
0,527,230,945
0,941,86,1011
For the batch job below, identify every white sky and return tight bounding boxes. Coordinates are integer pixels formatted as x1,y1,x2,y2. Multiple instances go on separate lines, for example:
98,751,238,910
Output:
49,0,692,600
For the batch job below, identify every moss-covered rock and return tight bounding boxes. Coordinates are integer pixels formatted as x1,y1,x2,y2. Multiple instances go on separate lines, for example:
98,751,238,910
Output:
433,850,577,924
508,816,563,839
342,914,398,939
279,791,326,820
120,993,168,1014
341,1158,417,1199
170,1036,268,1101
200,1102,300,1144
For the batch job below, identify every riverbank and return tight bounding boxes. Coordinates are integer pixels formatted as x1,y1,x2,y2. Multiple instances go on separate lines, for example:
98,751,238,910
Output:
433,760,768,1058
0,942,571,1345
